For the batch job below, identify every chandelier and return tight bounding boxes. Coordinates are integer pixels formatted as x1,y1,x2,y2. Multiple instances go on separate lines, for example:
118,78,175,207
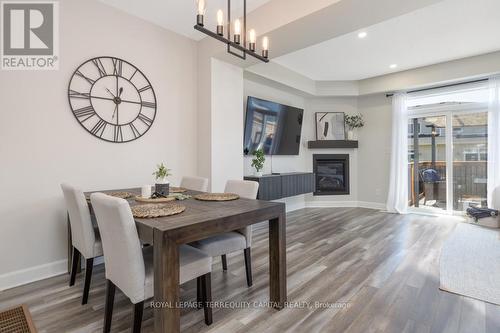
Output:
194,0,269,63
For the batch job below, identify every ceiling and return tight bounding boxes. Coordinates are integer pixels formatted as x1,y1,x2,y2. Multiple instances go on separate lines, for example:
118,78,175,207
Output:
98,0,272,40
272,0,500,80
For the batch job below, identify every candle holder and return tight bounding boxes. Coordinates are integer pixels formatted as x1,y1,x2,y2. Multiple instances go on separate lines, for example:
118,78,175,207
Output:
234,34,240,44
217,25,223,35
197,14,204,26
262,49,268,58
249,42,255,52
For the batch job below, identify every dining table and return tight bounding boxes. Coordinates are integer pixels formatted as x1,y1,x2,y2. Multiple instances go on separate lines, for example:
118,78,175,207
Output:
70,187,287,333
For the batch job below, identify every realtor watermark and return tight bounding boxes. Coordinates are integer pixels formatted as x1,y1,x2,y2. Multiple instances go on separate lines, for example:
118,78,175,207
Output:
149,300,351,310
1,1,59,70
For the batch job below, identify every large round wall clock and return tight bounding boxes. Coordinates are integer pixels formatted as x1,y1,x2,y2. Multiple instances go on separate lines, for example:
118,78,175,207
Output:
68,56,157,143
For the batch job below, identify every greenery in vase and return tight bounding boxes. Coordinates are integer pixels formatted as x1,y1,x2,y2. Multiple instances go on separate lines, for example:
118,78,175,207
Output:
152,163,172,182
345,114,365,130
251,149,265,173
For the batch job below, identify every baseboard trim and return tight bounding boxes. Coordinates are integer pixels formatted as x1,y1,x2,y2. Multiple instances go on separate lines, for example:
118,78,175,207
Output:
306,200,386,210
0,259,67,292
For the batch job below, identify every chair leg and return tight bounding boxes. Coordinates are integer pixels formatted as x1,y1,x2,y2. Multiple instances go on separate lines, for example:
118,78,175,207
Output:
69,246,80,287
82,258,94,305
221,254,228,271
104,280,115,333
244,247,253,287
132,301,144,333
201,273,212,325
196,276,203,309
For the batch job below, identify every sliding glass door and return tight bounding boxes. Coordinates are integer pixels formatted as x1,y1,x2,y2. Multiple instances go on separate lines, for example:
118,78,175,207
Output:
407,105,488,214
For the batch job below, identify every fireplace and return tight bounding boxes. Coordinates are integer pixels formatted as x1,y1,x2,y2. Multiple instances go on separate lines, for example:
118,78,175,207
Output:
313,154,349,195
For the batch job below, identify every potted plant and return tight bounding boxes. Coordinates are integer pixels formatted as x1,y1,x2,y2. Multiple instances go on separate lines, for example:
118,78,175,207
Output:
345,114,365,140
251,149,265,177
152,163,172,196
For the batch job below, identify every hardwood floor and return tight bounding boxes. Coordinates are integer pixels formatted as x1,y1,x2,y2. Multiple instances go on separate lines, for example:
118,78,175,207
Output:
1,208,499,333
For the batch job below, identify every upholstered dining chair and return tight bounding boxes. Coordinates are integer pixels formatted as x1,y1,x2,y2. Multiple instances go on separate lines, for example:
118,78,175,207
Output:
61,183,103,305
191,180,259,287
180,176,209,192
90,193,213,333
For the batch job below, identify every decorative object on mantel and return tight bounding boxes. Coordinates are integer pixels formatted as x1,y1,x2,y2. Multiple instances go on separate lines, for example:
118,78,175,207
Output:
193,0,269,63
251,148,265,177
345,113,365,140
153,163,171,196
315,112,345,140
194,193,240,201
68,56,157,143
131,203,186,218
170,186,188,193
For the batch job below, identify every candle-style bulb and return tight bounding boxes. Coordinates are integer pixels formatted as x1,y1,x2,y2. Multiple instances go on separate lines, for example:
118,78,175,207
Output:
262,36,269,58
249,29,256,43
262,36,269,50
197,0,206,15
234,19,241,44
216,9,224,35
248,29,256,51
217,10,223,26
234,19,241,35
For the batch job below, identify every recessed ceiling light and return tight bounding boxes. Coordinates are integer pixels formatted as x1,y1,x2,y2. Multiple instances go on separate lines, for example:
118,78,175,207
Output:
357,31,367,39
389,64,398,69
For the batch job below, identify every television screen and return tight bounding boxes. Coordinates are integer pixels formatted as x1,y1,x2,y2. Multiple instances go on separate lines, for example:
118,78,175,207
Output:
243,96,304,155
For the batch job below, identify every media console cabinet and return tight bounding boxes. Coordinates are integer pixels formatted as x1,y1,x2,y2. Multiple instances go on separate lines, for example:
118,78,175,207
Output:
244,172,315,200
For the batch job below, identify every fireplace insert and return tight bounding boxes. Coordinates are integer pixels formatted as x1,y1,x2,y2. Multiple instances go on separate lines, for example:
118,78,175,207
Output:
313,154,349,195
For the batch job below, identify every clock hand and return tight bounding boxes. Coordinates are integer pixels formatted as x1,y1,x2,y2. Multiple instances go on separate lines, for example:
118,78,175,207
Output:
112,104,118,119
105,88,116,98
119,87,123,97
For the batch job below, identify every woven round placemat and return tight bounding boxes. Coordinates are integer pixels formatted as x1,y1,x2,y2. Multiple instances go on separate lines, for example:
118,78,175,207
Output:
86,191,133,201
107,191,134,199
170,187,188,193
194,193,240,201
134,196,176,203
131,203,186,218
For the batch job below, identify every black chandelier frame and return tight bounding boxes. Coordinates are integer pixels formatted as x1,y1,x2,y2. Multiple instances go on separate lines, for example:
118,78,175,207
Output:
194,0,269,63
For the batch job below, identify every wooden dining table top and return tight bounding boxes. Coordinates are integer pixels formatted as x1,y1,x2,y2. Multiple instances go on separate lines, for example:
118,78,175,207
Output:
85,187,285,244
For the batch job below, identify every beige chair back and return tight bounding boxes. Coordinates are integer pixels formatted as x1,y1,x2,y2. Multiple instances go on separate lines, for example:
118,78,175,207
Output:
61,183,96,258
181,176,209,192
90,193,146,303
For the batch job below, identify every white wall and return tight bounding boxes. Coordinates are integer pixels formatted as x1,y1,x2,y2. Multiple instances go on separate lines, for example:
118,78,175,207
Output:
243,76,362,209
211,59,244,192
357,94,392,206
0,0,198,290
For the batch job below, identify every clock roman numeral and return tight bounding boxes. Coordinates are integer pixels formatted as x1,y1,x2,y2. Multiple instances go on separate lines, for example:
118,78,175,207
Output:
112,58,123,76
129,69,138,81
74,106,96,122
75,70,95,85
129,123,141,138
92,58,107,77
69,89,90,100
141,101,156,109
91,119,107,137
137,113,153,127
138,85,151,93
113,125,123,142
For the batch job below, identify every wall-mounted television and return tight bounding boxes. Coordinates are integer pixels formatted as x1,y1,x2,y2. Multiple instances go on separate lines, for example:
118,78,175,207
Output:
243,96,304,155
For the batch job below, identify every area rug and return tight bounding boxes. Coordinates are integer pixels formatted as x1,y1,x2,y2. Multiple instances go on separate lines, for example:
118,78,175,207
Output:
0,304,37,332
440,222,500,305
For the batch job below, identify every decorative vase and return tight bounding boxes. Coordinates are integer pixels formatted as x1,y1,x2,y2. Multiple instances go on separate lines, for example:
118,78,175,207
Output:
347,130,354,140
254,171,263,177
155,179,169,196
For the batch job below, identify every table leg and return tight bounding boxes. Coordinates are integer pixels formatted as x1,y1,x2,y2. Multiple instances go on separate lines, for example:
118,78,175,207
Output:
269,214,287,309
153,229,180,333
